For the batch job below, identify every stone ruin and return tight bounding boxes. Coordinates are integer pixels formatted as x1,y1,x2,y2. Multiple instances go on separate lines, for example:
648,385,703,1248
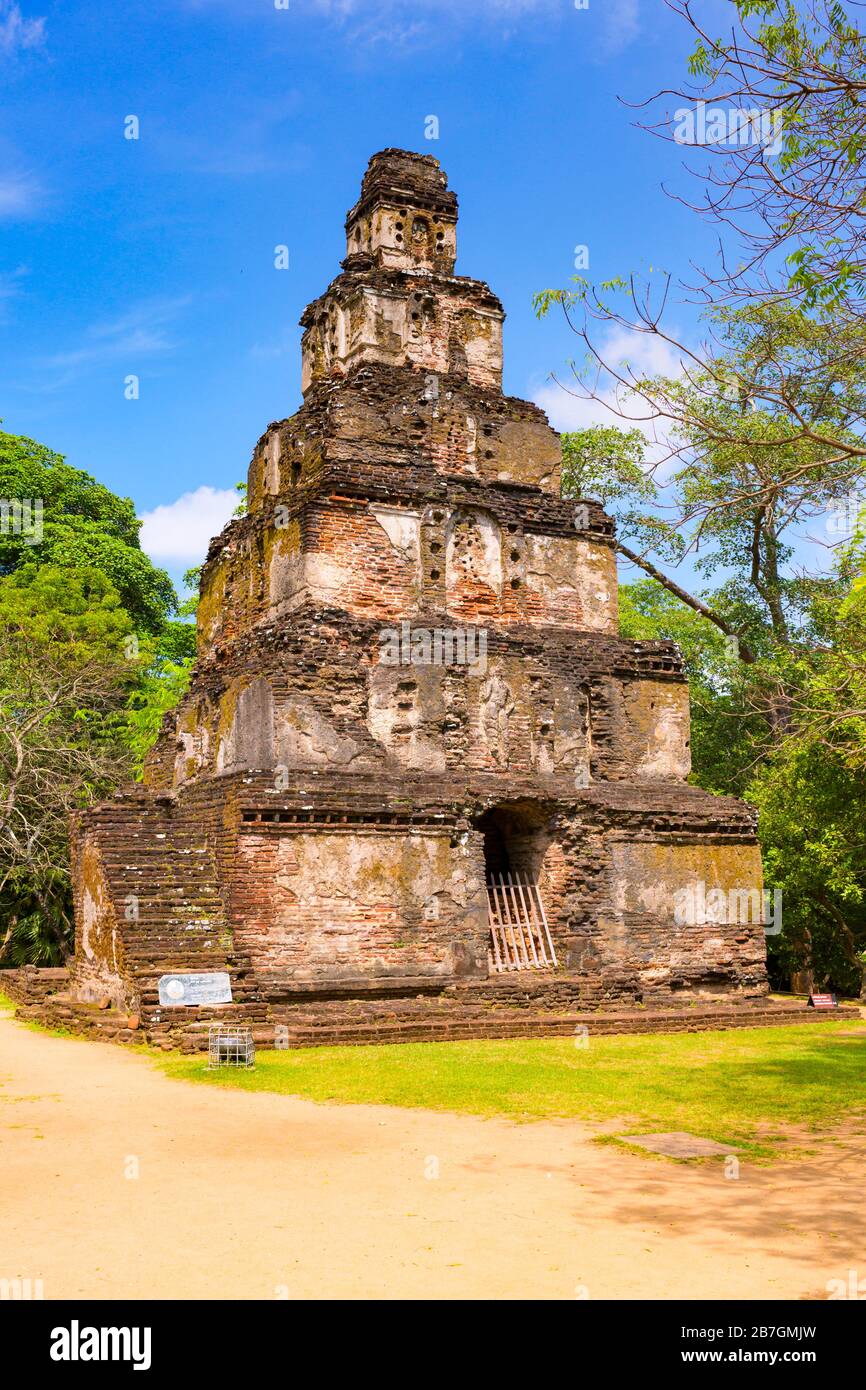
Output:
64,149,771,1048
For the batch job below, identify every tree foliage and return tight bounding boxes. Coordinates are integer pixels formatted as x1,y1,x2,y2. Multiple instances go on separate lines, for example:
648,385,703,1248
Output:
590,411,866,995
535,1,866,510
0,429,177,633
0,565,142,964
0,433,197,964
538,1,866,993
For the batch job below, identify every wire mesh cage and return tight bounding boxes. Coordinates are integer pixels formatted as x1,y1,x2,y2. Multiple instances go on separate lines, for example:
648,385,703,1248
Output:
207,1023,255,1069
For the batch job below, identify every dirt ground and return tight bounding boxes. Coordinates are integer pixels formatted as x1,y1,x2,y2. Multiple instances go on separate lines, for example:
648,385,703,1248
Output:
0,1012,862,1300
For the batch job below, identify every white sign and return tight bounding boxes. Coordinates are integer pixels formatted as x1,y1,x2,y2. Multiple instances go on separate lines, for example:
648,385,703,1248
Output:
157,972,233,1007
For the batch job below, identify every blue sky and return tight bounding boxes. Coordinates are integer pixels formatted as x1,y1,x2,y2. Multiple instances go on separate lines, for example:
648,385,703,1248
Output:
0,0,723,593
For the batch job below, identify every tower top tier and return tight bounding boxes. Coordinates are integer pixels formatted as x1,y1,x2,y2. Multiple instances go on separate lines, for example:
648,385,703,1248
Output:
301,149,504,394
344,148,458,274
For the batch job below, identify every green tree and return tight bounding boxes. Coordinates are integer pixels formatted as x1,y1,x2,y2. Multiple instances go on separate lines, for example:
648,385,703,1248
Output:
619,579,762,798
618,568,866,994
539,1,866,993
0,428,177,633
673,0,866,314
125,660,192,778
123,562,200,775
0,432,199,962
553,304,863,671
535,1,866,512
750,738,866,997
0,565,143,964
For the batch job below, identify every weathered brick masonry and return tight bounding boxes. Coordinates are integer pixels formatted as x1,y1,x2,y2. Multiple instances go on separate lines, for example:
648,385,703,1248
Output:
53,149,787,1049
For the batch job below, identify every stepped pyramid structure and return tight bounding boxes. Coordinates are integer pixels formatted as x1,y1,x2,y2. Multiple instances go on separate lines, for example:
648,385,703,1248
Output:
68,150,769,1046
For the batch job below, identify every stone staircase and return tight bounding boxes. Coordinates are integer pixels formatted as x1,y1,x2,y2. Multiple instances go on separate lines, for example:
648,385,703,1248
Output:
78,798,255,1010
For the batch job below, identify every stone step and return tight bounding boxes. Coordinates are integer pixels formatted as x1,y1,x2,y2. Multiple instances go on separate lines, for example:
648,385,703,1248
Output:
163,1003,856,1052
264,1005,855,1048
10,965,859,1052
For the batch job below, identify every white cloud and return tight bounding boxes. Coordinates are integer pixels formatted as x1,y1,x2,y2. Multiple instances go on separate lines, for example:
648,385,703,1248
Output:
534,324,686,461
0,2,45,56
139,486,239,565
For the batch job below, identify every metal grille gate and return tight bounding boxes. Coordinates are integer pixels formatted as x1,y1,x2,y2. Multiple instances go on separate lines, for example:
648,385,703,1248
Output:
486,872,558,972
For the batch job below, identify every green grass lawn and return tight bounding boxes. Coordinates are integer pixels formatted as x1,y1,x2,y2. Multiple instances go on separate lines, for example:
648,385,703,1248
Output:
155,1021,866,1159
5,984,863,1160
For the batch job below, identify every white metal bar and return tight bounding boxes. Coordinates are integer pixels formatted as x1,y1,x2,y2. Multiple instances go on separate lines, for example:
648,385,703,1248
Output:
488,882,514,970
513,872,541,967
497,872,525,973
500,873,529,968
530,880,557,968
489,884,508,973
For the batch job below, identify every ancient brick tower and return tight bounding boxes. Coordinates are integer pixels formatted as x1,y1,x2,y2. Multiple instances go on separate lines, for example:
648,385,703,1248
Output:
69,150,768,1041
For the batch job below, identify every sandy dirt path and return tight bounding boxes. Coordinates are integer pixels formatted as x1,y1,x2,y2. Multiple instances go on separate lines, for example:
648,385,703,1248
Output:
0,1012,861,1300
